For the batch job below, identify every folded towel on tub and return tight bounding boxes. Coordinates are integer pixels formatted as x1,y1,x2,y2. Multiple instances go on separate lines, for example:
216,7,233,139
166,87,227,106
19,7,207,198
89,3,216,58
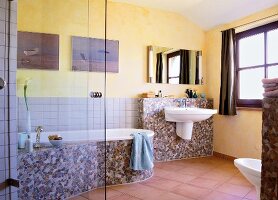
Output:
262,78,278,84
265,86,278,92
263,90,278,98
263,83,278,88
130,132,154,170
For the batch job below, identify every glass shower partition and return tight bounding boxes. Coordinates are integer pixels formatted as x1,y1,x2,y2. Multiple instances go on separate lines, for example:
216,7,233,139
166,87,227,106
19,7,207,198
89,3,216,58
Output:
16,0,107,199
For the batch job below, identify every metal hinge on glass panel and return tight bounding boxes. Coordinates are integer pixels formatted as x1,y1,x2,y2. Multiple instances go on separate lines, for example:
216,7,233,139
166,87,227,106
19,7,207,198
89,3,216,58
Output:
0,77,6,90
6,178,19,188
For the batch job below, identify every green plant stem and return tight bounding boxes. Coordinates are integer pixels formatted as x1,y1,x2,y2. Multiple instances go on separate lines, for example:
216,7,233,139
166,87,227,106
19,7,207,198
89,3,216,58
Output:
24,85,29,111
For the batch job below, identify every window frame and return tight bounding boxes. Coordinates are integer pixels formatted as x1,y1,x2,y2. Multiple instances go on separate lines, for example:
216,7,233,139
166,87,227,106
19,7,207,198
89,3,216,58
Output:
236,21,278,108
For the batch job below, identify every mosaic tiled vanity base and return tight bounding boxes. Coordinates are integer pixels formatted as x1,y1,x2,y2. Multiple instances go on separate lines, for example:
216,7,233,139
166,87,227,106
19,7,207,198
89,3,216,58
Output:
139,98,214,161
261,98,278,200
18,140,153,199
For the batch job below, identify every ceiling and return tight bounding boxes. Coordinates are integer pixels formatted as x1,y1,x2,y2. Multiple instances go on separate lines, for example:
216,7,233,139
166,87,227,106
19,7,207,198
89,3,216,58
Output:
111,0,278,30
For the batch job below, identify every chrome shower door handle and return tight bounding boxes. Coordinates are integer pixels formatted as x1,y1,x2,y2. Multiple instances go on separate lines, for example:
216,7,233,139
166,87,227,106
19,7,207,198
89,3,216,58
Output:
90,91,102,98
0,77,6,90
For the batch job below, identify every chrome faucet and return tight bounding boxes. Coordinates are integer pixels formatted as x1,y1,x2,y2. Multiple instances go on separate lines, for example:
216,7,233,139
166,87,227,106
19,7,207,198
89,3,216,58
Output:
181,99,187,108
34,126,43,148
177,99,186,108
178,98,193,108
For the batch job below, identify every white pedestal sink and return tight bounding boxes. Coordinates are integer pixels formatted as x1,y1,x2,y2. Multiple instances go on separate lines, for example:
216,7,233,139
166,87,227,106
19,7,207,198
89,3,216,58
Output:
164,107,217,140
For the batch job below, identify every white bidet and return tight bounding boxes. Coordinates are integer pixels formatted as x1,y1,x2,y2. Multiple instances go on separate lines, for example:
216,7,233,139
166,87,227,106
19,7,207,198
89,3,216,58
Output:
234,158,261,200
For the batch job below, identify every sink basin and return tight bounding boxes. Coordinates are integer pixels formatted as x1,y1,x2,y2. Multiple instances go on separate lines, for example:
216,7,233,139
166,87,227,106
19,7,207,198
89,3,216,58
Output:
164,107,217,139
165,107,217,122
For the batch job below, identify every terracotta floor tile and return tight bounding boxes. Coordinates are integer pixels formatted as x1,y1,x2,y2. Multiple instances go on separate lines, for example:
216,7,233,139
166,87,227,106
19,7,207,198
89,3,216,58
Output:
70,157,252,200
215,183,252,197
226,175,252,187
201,191,242,200
206,157,232,165
70,196,88,200
108,194,141,200
154,167,171,177
172,183,212,199
188,177,223,189
209,168,238,177
113,183,165,199
81,188,122,200
216,165,240,174
156,171,197,184
111,183,147,193
195,162,216,169
177,166,209,176
141,176,182,191
157,161,186,171
244,187,258,200
156,192,195,200
200,171,235,182
154,162,165,168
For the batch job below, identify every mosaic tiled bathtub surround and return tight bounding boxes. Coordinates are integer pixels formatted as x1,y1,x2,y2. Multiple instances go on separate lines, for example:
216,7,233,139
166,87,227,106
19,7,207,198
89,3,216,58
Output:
18,140,153,199
261,98,278,200
138,98,214,161
105,140,153,185
18,142,100,200
17,97,139,132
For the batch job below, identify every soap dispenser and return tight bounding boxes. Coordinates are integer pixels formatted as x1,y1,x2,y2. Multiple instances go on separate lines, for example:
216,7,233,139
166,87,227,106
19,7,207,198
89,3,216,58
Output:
158,90,162,97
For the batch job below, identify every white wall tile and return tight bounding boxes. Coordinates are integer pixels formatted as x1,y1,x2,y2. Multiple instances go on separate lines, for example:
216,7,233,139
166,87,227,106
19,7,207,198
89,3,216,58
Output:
0,159,4,171
0,0,6,9
0,8,5,21
17,97,140,132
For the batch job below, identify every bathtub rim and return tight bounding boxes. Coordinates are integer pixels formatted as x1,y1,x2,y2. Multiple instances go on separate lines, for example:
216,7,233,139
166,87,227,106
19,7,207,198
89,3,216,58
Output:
26,128,154,143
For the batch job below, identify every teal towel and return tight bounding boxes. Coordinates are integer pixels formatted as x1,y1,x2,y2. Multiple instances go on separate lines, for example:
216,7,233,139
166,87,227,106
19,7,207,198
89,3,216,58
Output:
130,132,154,170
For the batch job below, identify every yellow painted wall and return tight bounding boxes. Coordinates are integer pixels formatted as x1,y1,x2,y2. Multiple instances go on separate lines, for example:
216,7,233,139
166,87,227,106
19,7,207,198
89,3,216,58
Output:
206,6,278,159
17,0,206,97
18,0,276,158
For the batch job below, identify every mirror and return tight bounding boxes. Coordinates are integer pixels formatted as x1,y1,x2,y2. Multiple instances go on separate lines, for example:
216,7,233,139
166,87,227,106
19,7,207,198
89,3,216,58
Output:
148,46,203,85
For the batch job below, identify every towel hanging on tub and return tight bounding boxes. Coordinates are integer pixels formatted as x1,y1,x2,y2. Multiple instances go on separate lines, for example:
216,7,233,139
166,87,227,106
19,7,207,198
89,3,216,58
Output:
130,132,154,170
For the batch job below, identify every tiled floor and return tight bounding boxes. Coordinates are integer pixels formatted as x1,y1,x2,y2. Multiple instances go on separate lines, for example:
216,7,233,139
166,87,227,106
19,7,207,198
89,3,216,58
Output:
71,156,257,200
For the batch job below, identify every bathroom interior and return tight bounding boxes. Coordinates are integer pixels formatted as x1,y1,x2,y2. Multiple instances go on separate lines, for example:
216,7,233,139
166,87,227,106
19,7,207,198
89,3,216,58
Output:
1,0,278,199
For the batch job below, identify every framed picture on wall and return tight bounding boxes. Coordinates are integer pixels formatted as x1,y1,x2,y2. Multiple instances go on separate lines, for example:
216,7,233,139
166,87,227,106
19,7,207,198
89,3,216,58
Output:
72,36,119,73
17,31,59,70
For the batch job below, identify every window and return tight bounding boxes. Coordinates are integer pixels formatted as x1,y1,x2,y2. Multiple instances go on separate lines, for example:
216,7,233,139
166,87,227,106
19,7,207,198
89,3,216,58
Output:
167,51,180,84
236,21,278,108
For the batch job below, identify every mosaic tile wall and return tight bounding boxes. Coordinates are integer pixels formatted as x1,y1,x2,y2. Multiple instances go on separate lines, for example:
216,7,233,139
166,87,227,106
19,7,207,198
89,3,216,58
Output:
261,98,278,200
17,97,139,132
18,140,153,199
138,98,214,161
0,0,18,199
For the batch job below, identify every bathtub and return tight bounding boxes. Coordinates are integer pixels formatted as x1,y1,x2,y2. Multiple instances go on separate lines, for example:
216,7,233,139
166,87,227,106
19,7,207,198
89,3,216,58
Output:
18,128,154,199
29,128,154,143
